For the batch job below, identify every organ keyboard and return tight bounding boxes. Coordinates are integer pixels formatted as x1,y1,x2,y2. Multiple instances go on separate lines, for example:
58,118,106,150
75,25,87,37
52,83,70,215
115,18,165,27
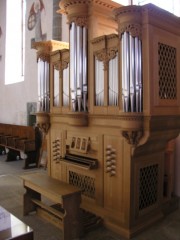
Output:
64,154,98,169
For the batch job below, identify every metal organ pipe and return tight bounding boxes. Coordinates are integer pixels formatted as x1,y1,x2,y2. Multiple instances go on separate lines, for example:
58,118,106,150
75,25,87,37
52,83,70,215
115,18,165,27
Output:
138,39,142,112
70,22,77,111
122,32,130,112
54,67,59,107
70,22,88,112
129,35,135,112
83,27,88,111
37,59,50,112
63,66,69,106
44,61,50,112
121,31,142,112
44,62,47,111
109,56,118,106
37,59,41,111
134,37,142,112
95,58,104,106
77,26,83,112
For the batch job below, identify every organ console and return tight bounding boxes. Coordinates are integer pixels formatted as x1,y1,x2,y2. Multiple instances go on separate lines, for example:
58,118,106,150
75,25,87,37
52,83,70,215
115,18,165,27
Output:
34,1,180,239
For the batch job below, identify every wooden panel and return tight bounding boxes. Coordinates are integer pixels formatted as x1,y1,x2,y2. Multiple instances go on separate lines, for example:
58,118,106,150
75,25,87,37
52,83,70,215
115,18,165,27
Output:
133,152,164,219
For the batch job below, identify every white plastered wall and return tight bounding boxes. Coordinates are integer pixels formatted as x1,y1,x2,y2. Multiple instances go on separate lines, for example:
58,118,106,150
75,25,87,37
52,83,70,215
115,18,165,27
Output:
0,0,53,125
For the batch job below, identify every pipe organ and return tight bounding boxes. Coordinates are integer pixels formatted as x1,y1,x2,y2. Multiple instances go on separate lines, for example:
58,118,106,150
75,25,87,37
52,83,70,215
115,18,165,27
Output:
34,1,180,239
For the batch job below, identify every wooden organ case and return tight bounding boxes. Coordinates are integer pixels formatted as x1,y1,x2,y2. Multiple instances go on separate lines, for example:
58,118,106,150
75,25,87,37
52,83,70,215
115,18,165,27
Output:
35,1,180,239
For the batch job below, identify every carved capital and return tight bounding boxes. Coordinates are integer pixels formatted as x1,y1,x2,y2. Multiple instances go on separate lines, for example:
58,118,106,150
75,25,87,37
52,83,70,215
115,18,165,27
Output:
94,47,118,70
37,52,50,63
122,130,143,146
70,16,88,28
119,23,142,39
53,59,69,71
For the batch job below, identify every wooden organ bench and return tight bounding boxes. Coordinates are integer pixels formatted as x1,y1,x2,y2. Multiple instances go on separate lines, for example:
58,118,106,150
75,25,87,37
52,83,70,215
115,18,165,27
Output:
0,123,41,169
21,172,83,240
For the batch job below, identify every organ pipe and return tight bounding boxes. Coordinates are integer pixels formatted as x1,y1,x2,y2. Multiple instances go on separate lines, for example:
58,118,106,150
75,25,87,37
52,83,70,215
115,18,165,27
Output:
83,27,88,111
53,67,59,107
138,39,142,112
70,22,77,111
70,22,88,112
130,34,135,112
109,56,118,106
122,32,130,112
135,37,139,112
121,31,142,112
37,59,50,112
77,25,83,112
63,66,70,106
38,59,41,111
95,58,104,106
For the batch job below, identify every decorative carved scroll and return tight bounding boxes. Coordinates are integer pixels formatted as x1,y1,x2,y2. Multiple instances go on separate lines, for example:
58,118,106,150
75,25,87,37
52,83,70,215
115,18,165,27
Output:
60,59,70,71
94,47,118,71
53,59,69,71
119,23,142,39
122,130,143,146
37,122,50,134
73,17,88,28
36,112,50,134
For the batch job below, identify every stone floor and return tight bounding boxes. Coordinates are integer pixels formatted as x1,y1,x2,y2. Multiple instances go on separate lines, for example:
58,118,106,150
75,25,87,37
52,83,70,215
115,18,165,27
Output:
0,154,180,240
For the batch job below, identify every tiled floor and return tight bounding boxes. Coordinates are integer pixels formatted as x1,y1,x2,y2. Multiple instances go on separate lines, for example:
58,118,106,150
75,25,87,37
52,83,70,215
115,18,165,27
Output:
0,155,179,240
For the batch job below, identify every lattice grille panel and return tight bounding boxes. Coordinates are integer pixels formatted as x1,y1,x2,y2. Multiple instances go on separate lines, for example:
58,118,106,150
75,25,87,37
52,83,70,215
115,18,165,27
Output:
158,43,177,99
69,171,95,199
139,164,158,211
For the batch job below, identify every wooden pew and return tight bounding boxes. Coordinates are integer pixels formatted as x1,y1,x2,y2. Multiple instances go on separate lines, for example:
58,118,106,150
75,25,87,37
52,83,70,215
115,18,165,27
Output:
21,173,83,240
0,124,13,145
0,123,42,169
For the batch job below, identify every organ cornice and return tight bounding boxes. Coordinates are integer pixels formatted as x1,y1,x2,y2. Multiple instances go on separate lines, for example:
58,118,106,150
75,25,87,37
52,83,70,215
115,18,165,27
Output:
32,40,69,62
59,0,121,14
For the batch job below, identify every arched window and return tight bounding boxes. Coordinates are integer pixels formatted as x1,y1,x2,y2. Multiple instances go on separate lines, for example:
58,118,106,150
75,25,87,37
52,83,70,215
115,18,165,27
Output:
5,0,26,85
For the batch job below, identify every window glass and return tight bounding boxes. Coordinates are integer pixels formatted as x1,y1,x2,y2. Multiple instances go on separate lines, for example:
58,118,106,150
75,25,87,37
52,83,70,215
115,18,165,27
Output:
5,0,26,85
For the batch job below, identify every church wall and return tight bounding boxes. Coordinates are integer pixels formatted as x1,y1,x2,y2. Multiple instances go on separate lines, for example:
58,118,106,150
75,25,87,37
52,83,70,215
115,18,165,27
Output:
0,0,68,125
